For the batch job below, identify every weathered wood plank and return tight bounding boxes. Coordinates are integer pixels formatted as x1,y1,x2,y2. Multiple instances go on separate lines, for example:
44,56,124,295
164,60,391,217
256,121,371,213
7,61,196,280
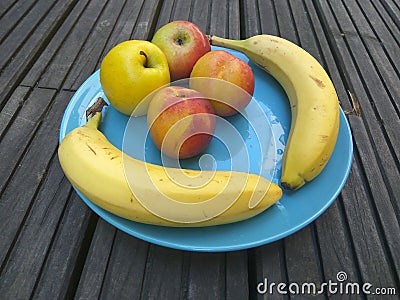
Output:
0,89,66,267
130,0,163,40
185,252,225,299
74,219,115,300
37,0,109,89
30,192,95,300
258,0,279,36
316,0,396,181
0,0,78,107
314,196,363,299
0,86,30,138
97,231,149,299
359,0,400,66
97,0,144,52
354,114,400,263
248,241,287,299
381,0,400,29
0,154,72,299
21,0,90,88
0,0,18,17
97,0,146,59
190,0,211,35
0,0,36,42
315,0,400,281
95,0,146,59
274,0,297,43
302,0,352,111
140,244,185,299
339,146,398,290
342,0,400,210
209,0,240,39
241,0,262,38
284,227,325,299
61,0,127,91
290,0,324,64
0,0,53,70
226,250,249,300
345,0,400,123
0,88,56,194
226,0,241,40
170,0,192,21
154,0,175,29
328,1,400,158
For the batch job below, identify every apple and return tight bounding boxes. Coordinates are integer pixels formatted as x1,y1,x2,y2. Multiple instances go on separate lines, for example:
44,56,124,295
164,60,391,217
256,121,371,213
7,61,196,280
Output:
147,86,216,159
100,40,170,116
151,21,210,81
190,50,255,116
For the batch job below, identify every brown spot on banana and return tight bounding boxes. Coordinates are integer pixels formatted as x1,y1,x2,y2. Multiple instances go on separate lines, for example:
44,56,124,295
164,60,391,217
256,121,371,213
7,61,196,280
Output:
77,131,91,139
309,75,326,88
86,143,96,155
319,135,329,142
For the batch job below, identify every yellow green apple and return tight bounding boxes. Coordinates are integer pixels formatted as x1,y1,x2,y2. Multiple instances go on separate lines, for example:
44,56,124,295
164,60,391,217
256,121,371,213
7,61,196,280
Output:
147,86,216,159
190,50,255,116
151,21,210,81
100,40,170,116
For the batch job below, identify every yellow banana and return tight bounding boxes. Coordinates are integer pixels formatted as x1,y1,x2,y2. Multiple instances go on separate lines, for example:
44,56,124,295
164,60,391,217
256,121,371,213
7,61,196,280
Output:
58,112,282,227
210,35,340,190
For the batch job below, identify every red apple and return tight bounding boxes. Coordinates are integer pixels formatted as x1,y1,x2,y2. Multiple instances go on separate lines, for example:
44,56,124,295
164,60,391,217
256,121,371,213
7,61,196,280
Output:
190,50,255,116
147,86,216,159
151,21,210,81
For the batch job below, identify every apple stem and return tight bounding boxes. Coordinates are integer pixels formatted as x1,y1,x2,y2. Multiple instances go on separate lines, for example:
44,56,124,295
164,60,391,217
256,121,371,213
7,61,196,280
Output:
206,35,212,45
140,50,148,67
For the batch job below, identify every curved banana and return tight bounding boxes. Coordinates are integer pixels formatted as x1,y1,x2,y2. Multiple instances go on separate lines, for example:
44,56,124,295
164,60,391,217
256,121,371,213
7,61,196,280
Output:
58,112,282,227
210,35,340,190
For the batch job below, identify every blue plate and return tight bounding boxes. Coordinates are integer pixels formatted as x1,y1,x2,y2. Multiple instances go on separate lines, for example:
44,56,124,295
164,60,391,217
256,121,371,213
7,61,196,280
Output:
60,47,353,252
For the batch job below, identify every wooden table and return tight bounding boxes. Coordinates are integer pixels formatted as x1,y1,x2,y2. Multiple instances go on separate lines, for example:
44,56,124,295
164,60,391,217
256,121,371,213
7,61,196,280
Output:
1,0,399,299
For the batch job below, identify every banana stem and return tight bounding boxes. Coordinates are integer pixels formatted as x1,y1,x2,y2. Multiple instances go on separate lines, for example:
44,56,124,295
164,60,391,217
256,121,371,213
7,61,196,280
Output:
85,97,108,129
209,36,244,51
86,112,102,129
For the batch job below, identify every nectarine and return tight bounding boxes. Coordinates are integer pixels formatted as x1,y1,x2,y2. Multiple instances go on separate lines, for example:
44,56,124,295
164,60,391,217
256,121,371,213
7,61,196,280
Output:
190,50,255,116
147,86,216,159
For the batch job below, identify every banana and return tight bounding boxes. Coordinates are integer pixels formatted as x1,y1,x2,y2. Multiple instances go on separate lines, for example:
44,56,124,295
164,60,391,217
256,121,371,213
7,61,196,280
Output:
58,112,282,227
210,35,340,190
